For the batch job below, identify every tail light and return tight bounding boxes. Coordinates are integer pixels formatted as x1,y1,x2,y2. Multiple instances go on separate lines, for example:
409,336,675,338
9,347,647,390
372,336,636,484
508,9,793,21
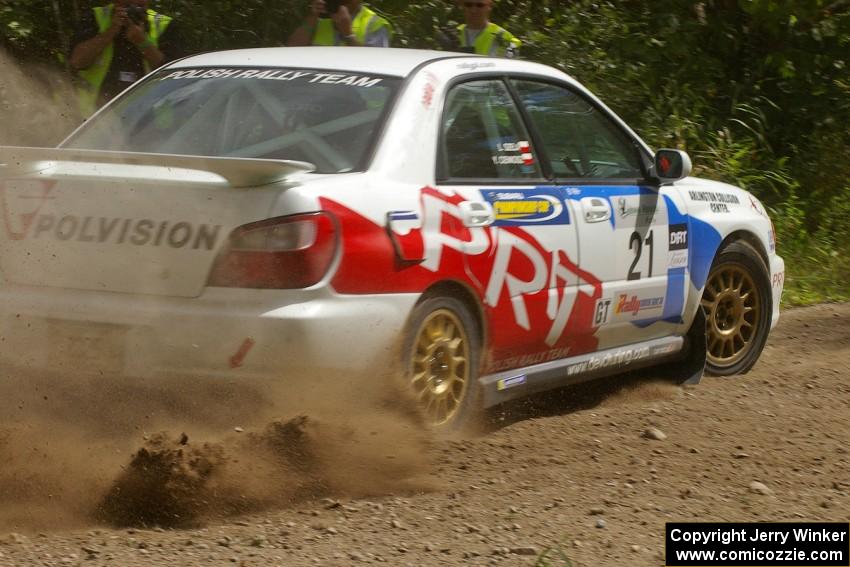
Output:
207,212,337,289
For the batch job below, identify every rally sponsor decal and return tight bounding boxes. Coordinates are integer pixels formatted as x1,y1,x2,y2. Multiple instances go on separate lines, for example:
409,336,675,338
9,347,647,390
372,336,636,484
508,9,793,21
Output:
668,223,688,250
566,345,651,377
489,345,580,372
686,189,741,212
593,297,613,326
668,222,689,269
8,213,221,250
615,294,664,316
320,187,602,372
159,68,384,88
497,374,527,391
668,251,688,269
2,180,220,250
456,62,496,70
659,195,689,324
421,71,440,109
0,178,56,241
772,270,785,289
616,196,658,220
422,82,435,108
650,342,679,356
481,188,569,226
749,194,768,217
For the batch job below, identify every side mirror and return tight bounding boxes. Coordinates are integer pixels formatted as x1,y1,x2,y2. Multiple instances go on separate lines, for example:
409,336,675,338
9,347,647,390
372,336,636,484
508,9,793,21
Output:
653,149,692,184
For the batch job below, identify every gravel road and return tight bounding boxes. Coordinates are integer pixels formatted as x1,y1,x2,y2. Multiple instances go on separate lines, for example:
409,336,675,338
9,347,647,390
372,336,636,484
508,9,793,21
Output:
0,302,848,566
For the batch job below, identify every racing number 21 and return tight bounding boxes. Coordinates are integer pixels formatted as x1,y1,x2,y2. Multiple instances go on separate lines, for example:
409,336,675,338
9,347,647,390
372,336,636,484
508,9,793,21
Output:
627,230,654,281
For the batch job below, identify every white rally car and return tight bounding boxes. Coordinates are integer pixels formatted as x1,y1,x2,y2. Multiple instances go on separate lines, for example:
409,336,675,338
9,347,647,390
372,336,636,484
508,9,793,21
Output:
0,48,784,430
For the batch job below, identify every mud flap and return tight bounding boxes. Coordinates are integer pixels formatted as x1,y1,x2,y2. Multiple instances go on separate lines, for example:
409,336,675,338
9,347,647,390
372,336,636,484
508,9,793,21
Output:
678,307,707,385
651,306,706,385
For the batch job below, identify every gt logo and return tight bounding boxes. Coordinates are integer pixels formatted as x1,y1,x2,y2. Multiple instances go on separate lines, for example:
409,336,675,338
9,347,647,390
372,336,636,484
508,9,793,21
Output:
594,298,612,326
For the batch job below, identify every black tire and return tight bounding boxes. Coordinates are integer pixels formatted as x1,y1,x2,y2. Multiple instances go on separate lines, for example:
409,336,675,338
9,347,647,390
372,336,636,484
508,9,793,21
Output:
701,240,772,376
402,296,483,433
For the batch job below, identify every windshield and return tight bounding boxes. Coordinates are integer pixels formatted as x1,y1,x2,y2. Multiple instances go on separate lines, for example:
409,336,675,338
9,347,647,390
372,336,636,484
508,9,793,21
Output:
65,67,400,174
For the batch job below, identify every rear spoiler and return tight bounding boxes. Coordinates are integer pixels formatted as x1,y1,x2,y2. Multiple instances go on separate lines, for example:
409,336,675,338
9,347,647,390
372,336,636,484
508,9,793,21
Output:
0,146,315,188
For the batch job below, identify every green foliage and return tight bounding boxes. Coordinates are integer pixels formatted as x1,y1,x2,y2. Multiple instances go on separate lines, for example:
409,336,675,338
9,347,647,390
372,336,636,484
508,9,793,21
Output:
1,0,848,305
0,1,57,59
776,188,850,305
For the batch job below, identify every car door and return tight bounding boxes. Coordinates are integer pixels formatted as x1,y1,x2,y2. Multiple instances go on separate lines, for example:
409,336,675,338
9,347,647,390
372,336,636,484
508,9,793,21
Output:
511,79,682,350
434,77,588,371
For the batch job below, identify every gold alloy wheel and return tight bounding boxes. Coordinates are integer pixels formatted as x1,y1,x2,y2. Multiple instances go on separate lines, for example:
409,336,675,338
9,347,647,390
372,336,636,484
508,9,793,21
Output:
701,264,762,369
409,308,470,426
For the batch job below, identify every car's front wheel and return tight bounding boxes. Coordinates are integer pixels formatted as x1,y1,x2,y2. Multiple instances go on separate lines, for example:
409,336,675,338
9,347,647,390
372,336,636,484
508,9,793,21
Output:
403,296,482,433
701,241,772,376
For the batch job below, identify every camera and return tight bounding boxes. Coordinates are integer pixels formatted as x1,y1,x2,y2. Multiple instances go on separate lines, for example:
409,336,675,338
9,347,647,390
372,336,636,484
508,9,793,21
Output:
126,5,147,25
322,0,344,16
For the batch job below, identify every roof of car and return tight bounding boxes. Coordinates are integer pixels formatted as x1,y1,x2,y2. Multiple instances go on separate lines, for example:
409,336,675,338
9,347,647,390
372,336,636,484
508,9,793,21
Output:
169,47,468,78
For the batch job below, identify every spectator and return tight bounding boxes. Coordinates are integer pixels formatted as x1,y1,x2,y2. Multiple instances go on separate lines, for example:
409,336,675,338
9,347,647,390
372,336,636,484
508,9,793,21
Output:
457,0,520,57
70,0,181,117
287,0,392,47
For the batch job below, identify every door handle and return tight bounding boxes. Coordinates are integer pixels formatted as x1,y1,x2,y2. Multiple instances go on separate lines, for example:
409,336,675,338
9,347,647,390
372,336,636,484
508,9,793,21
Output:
458,201,495,227
581,197,611,223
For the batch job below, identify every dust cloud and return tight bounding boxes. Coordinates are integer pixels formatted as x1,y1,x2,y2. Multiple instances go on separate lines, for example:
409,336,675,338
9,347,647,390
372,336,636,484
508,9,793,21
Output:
599,379,683,408
0,49,434,533
0,50,79,147
0,363,434,532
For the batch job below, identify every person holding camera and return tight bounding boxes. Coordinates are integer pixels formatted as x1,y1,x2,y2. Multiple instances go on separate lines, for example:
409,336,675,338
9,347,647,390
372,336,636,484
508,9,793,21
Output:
287,0,392,47
457,0,520,57
70,0,182,117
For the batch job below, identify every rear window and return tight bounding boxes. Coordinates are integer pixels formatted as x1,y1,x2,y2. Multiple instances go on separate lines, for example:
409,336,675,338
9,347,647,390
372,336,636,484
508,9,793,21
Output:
65,67,400,174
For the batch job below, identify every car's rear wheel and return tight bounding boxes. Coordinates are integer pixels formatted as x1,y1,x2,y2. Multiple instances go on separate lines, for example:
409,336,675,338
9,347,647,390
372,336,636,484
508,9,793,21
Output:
701,241,772,376
404,296,482,433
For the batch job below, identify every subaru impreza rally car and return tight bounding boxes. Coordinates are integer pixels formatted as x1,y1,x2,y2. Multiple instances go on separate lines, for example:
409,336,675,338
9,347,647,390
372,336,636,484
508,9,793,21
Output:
0,48,784,430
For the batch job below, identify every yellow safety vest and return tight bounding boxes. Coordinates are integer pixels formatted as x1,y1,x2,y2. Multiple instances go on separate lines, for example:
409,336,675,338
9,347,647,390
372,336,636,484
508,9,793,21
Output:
458,22,521,57
76,4,172,117
312,6,392,46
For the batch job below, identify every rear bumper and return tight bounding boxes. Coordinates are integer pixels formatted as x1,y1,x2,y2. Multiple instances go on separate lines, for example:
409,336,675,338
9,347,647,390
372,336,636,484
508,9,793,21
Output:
0,285,418,380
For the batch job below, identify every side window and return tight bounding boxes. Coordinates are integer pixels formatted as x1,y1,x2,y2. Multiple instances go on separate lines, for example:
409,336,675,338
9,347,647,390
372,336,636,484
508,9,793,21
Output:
512,80,644,180
440,79,542,181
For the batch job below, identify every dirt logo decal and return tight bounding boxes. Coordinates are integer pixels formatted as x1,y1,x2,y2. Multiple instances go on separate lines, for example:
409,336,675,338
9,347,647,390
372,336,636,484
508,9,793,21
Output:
0,178,57,241
668,222,689,268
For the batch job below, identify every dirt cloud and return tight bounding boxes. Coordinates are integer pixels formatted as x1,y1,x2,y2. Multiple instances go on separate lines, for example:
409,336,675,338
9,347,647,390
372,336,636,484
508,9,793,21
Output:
0,49,434,534
0,362,434,532
0,50,78,147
